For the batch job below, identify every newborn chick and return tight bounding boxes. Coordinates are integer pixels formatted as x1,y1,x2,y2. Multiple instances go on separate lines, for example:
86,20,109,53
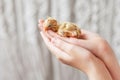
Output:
43,17,58,32
58,22,81,38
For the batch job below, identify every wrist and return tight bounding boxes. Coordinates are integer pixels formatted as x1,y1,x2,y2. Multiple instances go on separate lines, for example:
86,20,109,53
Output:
85,58,112,80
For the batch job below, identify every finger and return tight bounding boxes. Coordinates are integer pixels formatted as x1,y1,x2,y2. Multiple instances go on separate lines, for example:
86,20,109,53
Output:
51,37,89,56
38,24,43,31
47,30,59,37
45,30,59,40
81,29,99,39
61,37,93,48
38,19,44,24
38,19,44,31
46,30,95,51
51,37,74,54
40,31,71,61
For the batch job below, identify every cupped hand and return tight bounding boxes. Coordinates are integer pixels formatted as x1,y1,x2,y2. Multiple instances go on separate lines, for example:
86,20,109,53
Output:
38,19,113,80
45,28,120,80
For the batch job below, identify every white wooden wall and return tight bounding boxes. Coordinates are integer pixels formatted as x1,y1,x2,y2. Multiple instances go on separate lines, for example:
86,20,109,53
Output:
0,0,120,80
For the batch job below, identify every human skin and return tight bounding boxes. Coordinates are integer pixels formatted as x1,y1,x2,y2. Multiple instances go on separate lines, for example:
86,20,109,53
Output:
45,29,120,80
40,31,112,80
38,20,120,80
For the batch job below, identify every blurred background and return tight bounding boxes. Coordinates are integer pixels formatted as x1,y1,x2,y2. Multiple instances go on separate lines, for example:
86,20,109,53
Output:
0,0,120,80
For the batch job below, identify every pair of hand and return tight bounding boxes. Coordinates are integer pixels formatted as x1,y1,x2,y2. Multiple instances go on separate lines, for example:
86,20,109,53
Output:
39,20,120,80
